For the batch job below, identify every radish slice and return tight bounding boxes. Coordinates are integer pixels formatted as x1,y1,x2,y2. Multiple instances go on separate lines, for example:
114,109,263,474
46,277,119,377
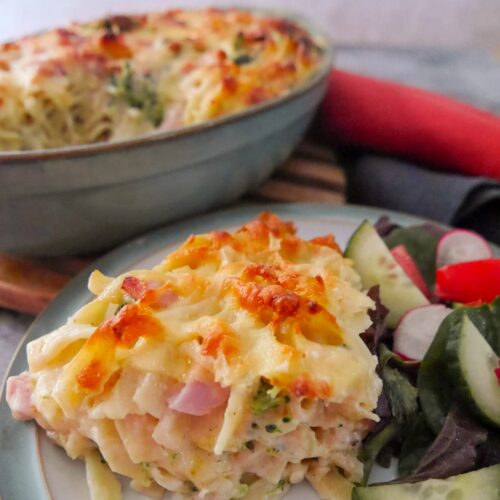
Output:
393,304,452,361
390,245,431,299
394,351,414,362
436,229,492,268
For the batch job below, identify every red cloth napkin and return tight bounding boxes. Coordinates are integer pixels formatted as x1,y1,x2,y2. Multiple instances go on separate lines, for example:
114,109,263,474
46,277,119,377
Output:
317,69,500,181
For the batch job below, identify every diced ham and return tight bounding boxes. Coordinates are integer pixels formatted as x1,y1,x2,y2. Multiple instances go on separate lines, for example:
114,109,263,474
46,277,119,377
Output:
168,380,229,416
6,371,35,420
121,277,177,309
122,276,149,300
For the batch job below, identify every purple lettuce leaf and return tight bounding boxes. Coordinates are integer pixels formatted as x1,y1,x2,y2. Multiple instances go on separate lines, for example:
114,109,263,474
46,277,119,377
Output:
374,216,400,238
361,285,389,354
396,406,487,483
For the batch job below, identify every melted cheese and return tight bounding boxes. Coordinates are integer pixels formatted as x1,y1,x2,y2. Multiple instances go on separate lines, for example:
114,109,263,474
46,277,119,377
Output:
0,9,324,150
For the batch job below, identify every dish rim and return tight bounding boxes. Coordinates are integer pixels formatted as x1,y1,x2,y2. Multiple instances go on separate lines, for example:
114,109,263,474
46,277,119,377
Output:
0,8,333,163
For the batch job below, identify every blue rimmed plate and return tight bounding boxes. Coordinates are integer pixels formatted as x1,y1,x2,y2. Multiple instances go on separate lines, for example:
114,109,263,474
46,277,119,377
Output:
1,202,452,499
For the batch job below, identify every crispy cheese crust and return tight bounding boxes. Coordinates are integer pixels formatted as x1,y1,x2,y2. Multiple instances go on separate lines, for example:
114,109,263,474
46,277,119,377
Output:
0,9,324,150
7,213,381,500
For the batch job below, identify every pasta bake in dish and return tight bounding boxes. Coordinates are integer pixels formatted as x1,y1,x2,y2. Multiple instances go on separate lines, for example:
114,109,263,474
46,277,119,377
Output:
7,213,381,499
0,9,324,150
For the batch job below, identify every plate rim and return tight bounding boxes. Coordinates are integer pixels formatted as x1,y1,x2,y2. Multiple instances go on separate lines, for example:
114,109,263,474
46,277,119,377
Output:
0,201,487,499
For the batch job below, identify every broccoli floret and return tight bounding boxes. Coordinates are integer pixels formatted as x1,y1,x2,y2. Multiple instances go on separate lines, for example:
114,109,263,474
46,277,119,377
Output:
251,379,290,415
111,63,164,126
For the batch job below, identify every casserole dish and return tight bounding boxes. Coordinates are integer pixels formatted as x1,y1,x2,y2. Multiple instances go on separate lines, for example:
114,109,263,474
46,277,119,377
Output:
0,9,332,256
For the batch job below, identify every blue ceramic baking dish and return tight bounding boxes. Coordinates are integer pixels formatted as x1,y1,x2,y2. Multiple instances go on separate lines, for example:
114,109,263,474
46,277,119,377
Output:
0,12,332,256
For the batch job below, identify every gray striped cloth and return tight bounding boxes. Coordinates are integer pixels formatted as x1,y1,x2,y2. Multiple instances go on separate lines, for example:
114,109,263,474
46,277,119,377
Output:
253,47,500,244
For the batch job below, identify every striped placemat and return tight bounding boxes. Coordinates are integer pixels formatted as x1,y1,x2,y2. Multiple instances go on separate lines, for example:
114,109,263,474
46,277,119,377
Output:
0,140,345,315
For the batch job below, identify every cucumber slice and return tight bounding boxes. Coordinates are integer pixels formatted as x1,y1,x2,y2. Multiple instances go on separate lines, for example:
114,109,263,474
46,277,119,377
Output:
353,464,500,500
345,221,429,328
445,315,500,428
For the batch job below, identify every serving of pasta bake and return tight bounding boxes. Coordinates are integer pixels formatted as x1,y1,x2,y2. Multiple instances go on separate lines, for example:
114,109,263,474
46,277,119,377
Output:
0,9,324,151
6,213,381,499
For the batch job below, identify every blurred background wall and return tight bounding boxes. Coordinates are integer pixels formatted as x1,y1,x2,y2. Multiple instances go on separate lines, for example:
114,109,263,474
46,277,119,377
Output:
2,0,500,49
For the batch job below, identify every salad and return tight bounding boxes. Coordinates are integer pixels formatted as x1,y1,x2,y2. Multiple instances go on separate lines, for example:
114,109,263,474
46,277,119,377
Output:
345,218,500,499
